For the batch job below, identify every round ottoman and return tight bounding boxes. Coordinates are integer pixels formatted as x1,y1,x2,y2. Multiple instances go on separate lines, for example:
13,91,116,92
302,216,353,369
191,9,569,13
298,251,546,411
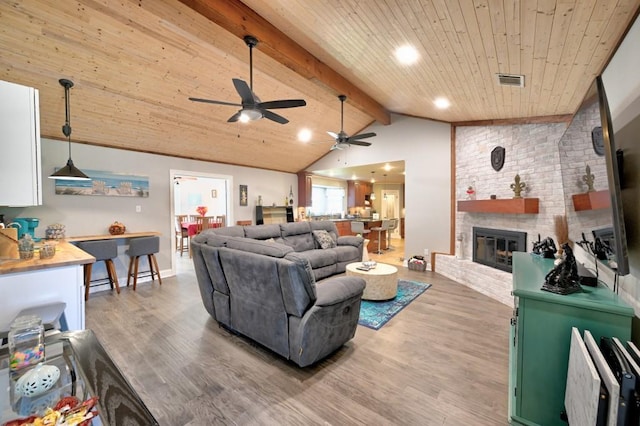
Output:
346,262,398,300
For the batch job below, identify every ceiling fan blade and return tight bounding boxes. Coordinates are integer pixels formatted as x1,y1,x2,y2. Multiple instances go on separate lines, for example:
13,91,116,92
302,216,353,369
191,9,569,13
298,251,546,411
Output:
189,97,242,107
258,99,307,110
350,132,377,140
327,131,339,139
262,109,289,124
348,140,372,147
232,78,257,105
227,111,242,123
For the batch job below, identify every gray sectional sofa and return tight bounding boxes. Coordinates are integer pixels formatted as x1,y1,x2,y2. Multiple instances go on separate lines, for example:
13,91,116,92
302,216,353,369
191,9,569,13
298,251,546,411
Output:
191,221,366,367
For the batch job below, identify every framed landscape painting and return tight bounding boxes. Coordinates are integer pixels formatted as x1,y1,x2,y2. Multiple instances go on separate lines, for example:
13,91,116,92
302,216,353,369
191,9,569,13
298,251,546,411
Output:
54,169,149,197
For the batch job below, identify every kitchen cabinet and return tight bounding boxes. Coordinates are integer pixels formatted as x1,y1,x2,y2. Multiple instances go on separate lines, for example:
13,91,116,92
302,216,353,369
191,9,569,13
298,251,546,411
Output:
347,181,372,208
0,80,42,206
509,252,633,426
0,241,94,332
297,172,313,207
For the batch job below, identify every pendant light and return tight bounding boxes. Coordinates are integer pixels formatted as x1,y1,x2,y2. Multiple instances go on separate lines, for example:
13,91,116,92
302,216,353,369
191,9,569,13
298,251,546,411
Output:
49,78,90,180
369,171,376,200
383,174,388,199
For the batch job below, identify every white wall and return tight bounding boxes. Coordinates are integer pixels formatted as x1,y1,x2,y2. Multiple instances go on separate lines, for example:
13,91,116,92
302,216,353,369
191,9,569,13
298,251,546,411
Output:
602,14,640,132
307,113,452,259
0,138,297,276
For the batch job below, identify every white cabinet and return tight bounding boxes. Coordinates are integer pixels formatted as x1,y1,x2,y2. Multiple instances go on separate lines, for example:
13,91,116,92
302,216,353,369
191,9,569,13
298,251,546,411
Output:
0,80,42,206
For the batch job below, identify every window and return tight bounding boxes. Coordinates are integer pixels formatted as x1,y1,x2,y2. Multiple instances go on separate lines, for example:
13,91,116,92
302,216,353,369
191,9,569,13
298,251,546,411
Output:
310,186,345,215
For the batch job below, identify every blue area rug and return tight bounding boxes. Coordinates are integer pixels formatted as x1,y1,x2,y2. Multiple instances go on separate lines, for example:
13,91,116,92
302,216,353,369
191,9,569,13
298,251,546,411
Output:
358,280,431,330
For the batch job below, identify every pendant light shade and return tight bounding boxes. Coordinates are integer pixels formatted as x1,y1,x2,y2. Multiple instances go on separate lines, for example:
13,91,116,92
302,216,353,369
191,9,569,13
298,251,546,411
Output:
49,78,90,180
369,171,376,200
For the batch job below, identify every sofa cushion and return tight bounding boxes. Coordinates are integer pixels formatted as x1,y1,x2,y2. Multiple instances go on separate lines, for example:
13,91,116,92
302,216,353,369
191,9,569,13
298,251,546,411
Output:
243,224,281,240
312,230,336,249
280,222,315,252
203,226,245,238
289,248,337,269
309,221,339,242
192,232,233,248
226,236,293,258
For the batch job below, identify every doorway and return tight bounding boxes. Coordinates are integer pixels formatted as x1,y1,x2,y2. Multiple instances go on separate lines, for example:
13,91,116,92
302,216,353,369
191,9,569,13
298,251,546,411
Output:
170,169,233,274
381,190,401,238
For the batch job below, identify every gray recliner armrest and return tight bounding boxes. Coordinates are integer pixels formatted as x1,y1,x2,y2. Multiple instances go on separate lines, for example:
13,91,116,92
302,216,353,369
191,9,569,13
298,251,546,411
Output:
336,235,364,247
315,276,365,307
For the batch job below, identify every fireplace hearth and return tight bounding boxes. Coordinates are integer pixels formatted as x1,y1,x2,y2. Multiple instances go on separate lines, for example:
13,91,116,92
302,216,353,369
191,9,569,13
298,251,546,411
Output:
473,227,527,273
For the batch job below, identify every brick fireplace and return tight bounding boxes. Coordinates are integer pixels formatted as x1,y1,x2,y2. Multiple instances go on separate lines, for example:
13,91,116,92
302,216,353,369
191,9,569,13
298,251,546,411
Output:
435,121,569,306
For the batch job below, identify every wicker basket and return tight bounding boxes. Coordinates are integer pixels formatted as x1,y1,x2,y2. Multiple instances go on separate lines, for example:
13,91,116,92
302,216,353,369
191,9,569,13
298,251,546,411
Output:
408,261,426,271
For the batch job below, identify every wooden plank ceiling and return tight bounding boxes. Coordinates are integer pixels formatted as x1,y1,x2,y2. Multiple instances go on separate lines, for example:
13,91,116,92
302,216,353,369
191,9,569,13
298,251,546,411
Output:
0,0,638,174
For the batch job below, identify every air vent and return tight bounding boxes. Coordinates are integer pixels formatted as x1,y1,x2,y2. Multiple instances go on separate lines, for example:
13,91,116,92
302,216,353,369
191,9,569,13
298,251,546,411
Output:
497,73,525,87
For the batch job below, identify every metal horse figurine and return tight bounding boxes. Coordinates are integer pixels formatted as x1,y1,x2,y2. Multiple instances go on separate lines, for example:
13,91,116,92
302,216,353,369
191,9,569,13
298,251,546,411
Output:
532,236,557,259
541,243,582,295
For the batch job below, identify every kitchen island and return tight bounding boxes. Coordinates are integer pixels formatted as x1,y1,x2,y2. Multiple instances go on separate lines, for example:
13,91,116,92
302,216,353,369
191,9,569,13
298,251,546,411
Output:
330,219,387,252
0,241,94,332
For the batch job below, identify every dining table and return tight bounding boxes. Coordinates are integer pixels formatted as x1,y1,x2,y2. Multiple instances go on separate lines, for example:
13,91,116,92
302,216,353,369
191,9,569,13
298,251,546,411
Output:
181,220,221,237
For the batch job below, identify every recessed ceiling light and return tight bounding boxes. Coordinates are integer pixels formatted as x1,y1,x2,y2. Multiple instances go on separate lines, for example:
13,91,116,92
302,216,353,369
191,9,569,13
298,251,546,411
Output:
384,163,392,171
394,45,419,65
434,97,451,109
298,128,312,142
351,174,357,180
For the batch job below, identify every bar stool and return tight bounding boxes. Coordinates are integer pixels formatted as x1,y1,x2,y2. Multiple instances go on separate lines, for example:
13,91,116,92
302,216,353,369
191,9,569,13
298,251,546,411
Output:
127,236,162,291
386,218,399,250
371,219,391,254
76,240,121,301
1,302,68,345
350,221,371,238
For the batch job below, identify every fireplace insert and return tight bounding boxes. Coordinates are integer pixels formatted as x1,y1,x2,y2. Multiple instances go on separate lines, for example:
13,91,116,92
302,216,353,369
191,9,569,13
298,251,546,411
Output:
473,227,527,273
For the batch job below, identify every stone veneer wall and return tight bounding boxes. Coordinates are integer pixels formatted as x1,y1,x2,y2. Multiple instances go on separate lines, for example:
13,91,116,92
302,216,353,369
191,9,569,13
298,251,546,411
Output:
437,122,568,305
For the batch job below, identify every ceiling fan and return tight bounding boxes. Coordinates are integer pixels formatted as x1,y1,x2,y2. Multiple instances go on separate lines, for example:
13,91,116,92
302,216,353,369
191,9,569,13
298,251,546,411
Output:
189,35,306,124
329,95,376,150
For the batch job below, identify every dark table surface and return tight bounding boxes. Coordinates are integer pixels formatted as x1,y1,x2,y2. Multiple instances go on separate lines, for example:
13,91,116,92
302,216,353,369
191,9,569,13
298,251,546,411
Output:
1,330,158,425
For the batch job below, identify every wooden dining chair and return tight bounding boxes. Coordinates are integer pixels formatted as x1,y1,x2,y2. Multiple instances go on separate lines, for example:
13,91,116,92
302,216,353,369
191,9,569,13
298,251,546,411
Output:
175,215,189,256
215,215,226,227
194,216,205,234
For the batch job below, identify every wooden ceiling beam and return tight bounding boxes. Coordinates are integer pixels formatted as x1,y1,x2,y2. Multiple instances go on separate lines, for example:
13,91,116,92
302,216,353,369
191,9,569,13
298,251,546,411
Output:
177,0,391,125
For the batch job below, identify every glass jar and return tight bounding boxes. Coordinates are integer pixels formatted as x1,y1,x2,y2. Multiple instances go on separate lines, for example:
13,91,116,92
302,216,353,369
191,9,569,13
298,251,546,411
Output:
8,315,44,371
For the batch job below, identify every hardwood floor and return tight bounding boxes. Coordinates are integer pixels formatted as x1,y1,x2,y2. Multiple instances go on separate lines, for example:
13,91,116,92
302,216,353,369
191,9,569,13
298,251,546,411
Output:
86,239,512,425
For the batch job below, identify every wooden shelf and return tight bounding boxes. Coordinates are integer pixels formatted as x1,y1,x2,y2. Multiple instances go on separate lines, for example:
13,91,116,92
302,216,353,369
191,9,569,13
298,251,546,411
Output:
571,190,610,211
457,198,539,214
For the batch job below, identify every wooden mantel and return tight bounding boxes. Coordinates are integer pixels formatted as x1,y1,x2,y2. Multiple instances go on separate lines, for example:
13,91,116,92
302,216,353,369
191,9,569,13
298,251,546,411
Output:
457,198,539,214
571,190,610,211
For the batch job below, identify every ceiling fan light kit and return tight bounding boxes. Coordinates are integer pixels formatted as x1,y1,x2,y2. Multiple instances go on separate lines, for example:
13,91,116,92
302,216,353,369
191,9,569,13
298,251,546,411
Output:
189,35,306,125
328,95,376,150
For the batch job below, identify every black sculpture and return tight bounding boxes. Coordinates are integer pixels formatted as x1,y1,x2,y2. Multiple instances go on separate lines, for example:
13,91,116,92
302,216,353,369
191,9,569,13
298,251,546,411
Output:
592,237,610,260
532,236,557,259
541,243,582,295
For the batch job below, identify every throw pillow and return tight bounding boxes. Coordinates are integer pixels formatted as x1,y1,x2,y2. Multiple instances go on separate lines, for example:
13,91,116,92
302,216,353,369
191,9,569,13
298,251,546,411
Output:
312,230,336,249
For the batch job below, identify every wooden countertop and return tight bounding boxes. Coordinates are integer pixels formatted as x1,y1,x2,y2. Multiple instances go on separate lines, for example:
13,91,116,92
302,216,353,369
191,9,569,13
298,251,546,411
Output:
0,241,95,275
66,231,161,242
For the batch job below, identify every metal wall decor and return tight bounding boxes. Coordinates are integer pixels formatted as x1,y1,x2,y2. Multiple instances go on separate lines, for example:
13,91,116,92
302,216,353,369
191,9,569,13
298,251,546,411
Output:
491,146,505,171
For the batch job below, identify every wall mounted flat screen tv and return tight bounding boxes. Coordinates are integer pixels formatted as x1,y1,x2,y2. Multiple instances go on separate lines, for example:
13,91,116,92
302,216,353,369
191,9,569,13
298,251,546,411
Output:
559,76,630,277
597,75,629,276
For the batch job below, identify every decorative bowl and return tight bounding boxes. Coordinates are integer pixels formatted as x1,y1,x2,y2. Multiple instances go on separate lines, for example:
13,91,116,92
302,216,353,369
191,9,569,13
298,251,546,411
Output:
15,364,61,397
362,260,377,269
108,221,126,235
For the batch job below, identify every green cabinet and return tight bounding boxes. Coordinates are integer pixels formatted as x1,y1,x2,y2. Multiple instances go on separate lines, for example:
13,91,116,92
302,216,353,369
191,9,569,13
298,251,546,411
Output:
509,252,633,426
